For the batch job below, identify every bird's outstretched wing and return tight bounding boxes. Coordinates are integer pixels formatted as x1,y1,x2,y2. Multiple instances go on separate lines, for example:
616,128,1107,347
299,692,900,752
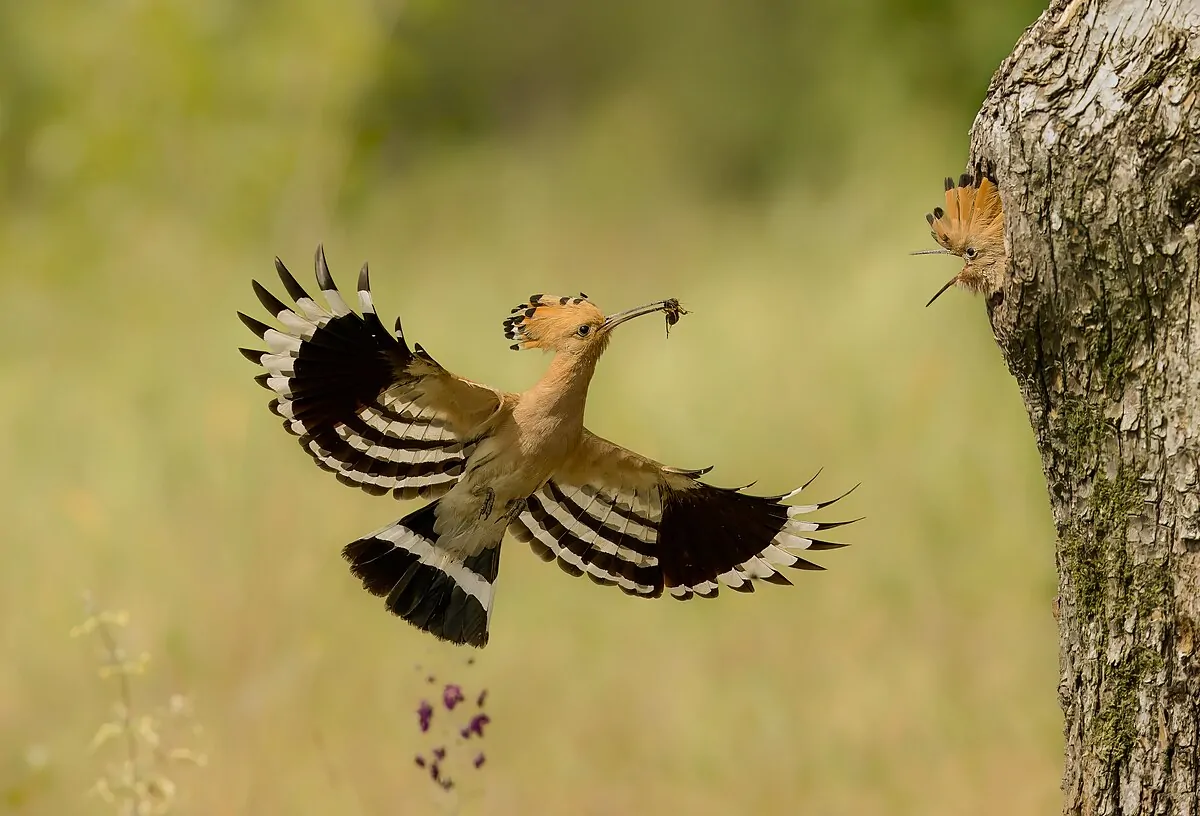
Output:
238,246,507,500
508,429,855,598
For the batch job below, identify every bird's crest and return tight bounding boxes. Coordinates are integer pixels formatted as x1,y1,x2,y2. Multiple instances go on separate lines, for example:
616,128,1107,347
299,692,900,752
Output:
914,161,1006,306
502,293,603,351
925,163,1003,256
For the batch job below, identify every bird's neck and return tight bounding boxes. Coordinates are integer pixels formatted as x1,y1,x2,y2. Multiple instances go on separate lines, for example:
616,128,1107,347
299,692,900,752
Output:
528,351,600,420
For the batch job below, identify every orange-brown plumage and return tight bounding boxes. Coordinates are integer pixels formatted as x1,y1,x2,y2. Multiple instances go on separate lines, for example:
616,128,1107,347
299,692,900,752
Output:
917,161,1006,306
503,293,607,355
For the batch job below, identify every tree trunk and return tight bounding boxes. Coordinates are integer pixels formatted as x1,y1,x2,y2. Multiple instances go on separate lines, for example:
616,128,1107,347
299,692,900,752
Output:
967,0,1200,813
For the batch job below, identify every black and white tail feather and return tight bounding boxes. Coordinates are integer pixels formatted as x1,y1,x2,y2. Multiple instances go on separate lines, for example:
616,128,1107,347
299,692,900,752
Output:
343,503,499,647
239,246,505,646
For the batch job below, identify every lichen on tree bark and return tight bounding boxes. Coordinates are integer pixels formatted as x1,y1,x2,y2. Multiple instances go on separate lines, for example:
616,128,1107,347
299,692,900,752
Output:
964,0,1200,813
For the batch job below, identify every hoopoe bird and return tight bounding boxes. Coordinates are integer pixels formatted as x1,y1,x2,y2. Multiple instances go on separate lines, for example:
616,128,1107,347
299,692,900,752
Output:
238,246,855,647
913,162,1005,306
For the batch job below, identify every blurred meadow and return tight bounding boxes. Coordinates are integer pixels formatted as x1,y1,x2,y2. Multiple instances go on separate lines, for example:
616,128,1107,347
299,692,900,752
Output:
0,0,1062,813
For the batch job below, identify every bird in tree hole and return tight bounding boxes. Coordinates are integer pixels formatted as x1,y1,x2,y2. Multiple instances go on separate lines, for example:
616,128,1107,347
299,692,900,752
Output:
914,161,1006,307
238,246,856,647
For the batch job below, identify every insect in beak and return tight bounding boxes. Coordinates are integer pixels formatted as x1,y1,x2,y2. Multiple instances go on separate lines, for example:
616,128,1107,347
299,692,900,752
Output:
663,299,688,337
602,299,688,336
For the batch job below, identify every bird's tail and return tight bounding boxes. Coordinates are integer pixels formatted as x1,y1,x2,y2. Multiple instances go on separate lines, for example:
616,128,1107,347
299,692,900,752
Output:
342,501,501,648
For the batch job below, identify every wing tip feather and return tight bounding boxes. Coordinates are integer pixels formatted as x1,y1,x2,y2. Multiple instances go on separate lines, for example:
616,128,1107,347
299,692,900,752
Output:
314,243,335,292
251,280,288,317
237,311,271,338
275,260,312,303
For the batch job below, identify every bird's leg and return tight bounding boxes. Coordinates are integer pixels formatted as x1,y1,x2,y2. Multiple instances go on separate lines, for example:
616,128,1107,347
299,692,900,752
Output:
478,488,496,520
501,498,527,523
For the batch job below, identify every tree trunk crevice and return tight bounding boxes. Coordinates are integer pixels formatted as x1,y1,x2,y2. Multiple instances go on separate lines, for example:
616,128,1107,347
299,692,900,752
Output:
966,0,1200,813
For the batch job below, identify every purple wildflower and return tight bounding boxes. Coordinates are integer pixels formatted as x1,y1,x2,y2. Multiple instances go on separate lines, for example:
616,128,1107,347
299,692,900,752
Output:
443,684,465,710
412,663,489,793
417,700,434,733
429,760,455,790
462,713,490,739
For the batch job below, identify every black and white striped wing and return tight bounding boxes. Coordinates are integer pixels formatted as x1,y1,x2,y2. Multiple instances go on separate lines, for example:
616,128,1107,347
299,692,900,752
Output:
508,430,855,599
238,246,504,500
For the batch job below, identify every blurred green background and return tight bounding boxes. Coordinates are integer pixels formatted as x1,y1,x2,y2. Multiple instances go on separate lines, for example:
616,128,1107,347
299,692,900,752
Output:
0,0,1060,813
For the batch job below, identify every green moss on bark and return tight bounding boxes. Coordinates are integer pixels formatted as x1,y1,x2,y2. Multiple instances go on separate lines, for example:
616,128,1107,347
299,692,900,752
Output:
1085,314,1143,393
1133,562,1172,619
1091,646,1164,760
1062,397,1105,472
1060,462,1140,624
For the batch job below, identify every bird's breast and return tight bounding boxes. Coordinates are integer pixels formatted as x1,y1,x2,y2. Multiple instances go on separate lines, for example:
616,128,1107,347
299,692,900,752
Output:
463,411,578,496
432,406,584,554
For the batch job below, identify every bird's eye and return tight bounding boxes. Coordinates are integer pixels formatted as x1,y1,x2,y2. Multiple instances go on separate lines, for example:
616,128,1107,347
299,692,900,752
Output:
965,246,977,260
576,324,591,337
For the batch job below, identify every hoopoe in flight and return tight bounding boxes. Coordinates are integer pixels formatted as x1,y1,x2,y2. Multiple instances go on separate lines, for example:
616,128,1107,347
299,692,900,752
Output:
238,246,854,647
913,162,1006,306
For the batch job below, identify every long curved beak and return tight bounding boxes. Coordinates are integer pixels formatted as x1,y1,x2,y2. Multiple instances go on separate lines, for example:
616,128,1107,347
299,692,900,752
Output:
602,299,680,331
925,274,960,307
912,247,958,306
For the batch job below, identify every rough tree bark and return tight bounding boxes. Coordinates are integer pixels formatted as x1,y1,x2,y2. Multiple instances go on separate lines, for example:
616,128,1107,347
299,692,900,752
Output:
968,0,1200,813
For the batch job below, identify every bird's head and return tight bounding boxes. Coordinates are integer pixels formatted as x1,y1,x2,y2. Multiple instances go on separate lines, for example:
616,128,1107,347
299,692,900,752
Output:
913,162,1006,306
502,294,686,358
